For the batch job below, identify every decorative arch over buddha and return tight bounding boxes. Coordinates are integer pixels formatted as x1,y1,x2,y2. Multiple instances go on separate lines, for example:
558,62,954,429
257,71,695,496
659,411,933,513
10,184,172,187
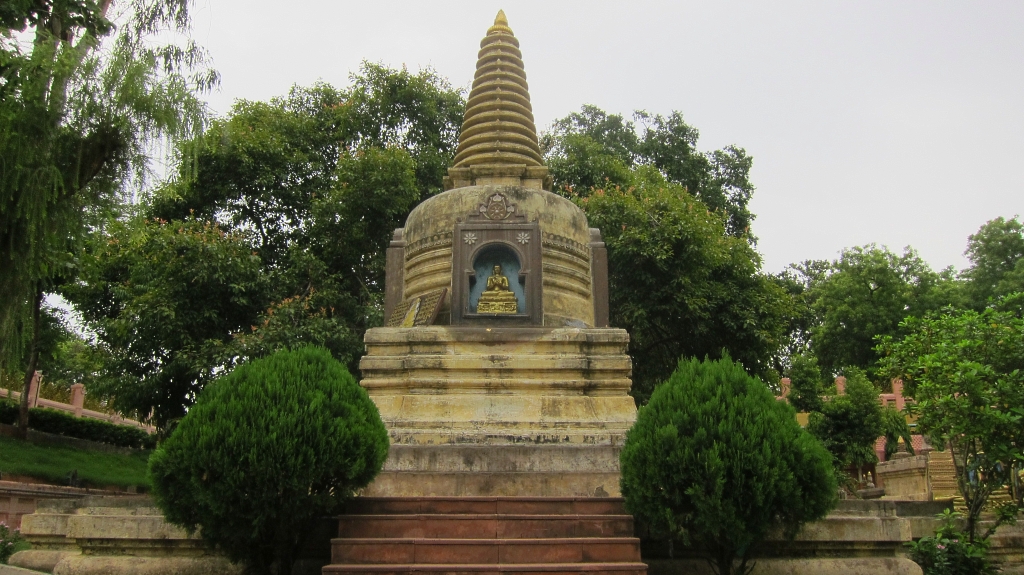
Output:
451,192,542,325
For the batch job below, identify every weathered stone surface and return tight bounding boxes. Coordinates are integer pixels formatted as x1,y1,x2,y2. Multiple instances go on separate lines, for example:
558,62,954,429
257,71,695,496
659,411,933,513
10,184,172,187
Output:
8,549,78,573
877,454,931,501
359,327,636,497
0,564,53,575
401,185,595,327
52,556,241,575
10,496,239,575
646,558,922,575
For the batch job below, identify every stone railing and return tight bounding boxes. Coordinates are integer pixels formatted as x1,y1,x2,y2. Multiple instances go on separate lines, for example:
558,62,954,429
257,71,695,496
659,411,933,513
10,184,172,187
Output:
1,372,154,433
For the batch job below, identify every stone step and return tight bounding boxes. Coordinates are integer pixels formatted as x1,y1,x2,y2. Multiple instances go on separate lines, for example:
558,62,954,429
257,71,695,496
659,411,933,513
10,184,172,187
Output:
338,515,635,540
322,563,647,575
345,498,626,516
332,537,641,565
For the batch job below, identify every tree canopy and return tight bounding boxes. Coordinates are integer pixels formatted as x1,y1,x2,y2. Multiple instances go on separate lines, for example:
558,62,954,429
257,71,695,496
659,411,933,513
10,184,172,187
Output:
0,0,214,433
542,105,756,240
962,216,1024,309
880,304,1024,538
577,167,793,402
785,245,955,381
66,66,465,428
806,367,884,472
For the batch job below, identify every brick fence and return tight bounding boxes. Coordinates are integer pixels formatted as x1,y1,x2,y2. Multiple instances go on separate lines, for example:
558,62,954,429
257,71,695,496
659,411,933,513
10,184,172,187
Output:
1,371,154,433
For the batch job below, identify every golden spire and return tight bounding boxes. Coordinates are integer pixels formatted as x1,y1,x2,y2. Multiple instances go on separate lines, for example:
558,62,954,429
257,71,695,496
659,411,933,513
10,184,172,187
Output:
488,10,512,35
451,10,544,169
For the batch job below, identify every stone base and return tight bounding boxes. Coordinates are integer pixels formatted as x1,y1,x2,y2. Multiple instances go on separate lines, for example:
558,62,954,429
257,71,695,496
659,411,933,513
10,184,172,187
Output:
877,454,931,501
359,327,637,497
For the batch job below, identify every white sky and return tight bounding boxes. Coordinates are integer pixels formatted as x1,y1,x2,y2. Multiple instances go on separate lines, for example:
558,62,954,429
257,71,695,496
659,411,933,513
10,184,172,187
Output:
185,0,1024,273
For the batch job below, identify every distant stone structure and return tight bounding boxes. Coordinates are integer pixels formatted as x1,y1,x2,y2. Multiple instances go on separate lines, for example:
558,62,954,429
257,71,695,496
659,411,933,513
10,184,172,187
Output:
361,10,635,498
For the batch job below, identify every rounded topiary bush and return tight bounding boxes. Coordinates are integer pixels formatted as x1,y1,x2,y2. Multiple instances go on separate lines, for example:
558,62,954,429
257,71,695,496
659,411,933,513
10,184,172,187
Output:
620,354,836,575
149,346,389,575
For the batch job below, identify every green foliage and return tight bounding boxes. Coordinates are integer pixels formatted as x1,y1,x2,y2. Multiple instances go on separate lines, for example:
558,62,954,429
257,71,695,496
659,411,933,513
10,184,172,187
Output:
64,217,267,428
0,0,212,372
0,434,151,489
962,216,1024,309
807,367,883,471
149,346,389,575
881,405,915,460
0,398,154,448
795,245,953,380
880,304,1024,540
908,510,998,575
786,352,824,413
68,68,463,429
150,66,463,264
543,106,755,240
0,399,153,448
0,519,29,563
620,355,836,575
579,172,793,403
543,107,756,239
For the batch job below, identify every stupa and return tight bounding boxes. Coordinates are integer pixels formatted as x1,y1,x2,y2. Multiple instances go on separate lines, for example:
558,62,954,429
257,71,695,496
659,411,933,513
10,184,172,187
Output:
359,10,637,497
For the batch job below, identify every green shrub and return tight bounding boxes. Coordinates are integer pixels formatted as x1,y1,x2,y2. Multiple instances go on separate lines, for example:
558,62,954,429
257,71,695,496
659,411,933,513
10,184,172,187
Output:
881,405,914,460
807,367,883,471
0,398,155,449
149,346,389,575
786,352,824,412
620,355,836,575
908,510,997,575
0,520,29,563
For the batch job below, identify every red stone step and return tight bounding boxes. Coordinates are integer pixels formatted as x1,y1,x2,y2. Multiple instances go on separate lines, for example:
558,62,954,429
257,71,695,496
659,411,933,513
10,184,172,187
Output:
345,498,627,517
332,537,641,564
337,515,635,540
322,563,648,575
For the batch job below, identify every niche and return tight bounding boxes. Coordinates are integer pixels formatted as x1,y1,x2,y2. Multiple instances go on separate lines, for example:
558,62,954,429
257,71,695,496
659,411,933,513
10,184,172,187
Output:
468,243,525,315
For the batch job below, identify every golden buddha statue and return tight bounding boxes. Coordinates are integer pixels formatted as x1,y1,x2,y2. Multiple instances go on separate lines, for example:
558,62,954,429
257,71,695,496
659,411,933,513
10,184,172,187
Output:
476,265,519,314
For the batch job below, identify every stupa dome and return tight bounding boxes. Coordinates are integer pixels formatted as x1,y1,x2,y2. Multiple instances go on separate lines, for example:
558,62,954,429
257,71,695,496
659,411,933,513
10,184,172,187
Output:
390,11,607,329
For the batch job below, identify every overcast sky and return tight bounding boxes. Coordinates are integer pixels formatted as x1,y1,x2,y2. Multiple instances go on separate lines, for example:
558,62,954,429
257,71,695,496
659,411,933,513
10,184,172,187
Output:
185,1,1024,273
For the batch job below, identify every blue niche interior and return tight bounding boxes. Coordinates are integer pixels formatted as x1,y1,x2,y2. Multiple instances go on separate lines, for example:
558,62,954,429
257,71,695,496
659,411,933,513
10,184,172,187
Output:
468,243,525,314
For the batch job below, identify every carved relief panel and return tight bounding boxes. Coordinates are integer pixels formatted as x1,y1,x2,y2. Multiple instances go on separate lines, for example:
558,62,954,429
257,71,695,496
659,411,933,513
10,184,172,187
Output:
451,193,542,326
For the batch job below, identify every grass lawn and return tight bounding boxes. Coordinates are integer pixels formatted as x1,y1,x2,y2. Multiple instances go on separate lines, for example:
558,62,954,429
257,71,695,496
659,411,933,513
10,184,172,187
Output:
0,435,151,489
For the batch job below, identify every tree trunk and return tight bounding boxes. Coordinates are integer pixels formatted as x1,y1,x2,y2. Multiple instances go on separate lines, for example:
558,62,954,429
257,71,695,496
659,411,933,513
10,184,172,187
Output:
17,288,43,439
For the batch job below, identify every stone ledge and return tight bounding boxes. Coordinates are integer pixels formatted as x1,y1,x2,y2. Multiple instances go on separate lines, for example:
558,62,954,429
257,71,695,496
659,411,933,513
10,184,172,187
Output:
363,326,629,345
646,558,922,575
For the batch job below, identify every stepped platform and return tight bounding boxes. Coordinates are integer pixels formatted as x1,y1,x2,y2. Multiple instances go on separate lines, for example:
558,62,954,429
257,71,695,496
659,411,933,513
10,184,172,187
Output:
324,497,646,575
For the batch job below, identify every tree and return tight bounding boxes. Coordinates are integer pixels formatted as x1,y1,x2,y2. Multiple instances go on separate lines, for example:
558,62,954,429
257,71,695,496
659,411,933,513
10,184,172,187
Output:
148,67,460,352
962,216,1024,309
806,367,884,475
150,65,464,264
620,355,836,575
0,0,212,433
879,304,1024,541
149,346,389,575
64,217,268,428
579,169,794,402
543,105,756,240
799,245,953,380
880,405,915,460
785,352,824,413
70,68,463,428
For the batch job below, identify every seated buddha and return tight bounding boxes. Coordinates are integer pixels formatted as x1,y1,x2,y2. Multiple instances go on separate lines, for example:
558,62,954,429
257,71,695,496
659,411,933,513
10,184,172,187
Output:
476,265,519,314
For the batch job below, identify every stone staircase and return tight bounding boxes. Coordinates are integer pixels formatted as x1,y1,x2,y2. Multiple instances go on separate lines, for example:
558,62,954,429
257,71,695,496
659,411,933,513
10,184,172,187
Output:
927,449,1017,509
323,497,647,575
927,449,960,500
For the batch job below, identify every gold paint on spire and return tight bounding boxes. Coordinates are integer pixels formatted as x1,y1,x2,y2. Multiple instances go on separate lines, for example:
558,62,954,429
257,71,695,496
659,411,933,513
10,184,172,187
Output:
452,10,544,169
488,10,512,35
